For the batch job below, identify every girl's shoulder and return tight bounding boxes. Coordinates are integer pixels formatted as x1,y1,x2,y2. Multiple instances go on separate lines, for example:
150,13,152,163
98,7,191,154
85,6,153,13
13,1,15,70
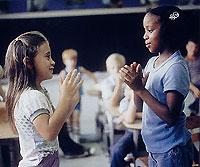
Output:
148,56,158,63
20,87,46,101
169,51,188,68
144,56,158,71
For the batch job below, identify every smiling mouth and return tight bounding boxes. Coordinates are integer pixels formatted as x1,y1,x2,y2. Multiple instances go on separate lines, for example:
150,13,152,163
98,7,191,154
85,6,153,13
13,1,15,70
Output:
50,68,54,71
146,43,151,48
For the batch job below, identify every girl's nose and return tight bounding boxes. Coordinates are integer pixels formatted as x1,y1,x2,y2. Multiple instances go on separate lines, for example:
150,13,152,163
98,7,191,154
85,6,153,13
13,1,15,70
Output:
51,59,55,66
143,32,148,40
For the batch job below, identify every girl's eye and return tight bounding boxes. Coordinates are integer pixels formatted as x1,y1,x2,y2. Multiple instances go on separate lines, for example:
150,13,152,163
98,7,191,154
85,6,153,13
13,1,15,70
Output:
148,29,153,33
46,55,50,60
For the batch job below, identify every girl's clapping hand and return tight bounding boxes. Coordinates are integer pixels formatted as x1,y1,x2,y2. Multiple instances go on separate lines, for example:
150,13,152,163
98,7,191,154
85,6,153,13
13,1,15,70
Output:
61,69,83,109
119,62,144,92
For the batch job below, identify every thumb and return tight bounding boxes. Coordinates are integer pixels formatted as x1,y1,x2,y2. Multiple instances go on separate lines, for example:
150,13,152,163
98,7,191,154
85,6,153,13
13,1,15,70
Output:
144,72,149,79
131,62,137,71
136,64,143,77
136,64,142,73
142,72,149,85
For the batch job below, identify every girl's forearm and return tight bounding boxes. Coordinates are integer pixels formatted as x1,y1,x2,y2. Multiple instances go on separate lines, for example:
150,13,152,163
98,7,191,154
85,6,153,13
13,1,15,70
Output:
135,89,174,125
134,93,143,112
44,100,74,140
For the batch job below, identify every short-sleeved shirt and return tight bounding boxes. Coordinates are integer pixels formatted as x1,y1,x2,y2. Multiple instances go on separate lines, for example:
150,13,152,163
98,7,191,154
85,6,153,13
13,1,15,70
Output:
119,97,130,113
141,50,191,153
14,87,58,167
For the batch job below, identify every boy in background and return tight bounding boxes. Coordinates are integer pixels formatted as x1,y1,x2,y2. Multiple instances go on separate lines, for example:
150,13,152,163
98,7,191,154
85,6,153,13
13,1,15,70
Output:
59,49,97,135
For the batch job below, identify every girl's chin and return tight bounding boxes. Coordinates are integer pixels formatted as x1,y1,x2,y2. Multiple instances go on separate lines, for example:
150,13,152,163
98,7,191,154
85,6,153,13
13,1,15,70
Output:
45,74,53,80
148,48,158,54
49,74,53,79
148,48,153,53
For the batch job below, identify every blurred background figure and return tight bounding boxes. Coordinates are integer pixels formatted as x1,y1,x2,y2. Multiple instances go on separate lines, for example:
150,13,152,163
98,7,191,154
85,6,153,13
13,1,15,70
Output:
185,38,200,116
97,53,126,156
59,48,97,139
58,122,95,159
58,48,97,158
109,80,143,167
140,0,159,6
100,53,126,111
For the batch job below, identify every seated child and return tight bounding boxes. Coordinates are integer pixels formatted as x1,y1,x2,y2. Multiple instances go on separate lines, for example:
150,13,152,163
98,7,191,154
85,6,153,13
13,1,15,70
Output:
100,53,126,111
109,77,143,167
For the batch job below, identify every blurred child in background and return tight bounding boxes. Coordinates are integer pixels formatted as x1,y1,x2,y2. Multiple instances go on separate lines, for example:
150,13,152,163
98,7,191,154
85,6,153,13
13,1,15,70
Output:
185,38,200,115
100,53,126,110
59,48,97,136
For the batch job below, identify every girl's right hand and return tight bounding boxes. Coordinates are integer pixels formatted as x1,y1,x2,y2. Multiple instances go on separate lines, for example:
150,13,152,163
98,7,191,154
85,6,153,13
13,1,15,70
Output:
119,63,144,92
60,69,83,111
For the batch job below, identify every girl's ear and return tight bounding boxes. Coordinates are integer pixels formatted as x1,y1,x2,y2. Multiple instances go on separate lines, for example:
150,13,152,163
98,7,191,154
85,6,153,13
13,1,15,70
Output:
23,57,33,69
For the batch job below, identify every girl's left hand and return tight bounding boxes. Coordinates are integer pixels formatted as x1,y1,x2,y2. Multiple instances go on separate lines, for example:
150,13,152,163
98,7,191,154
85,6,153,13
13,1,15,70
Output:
119,62,144,92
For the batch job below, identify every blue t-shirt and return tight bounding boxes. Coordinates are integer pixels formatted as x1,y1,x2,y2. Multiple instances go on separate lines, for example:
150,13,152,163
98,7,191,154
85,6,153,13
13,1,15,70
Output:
141,50,191,153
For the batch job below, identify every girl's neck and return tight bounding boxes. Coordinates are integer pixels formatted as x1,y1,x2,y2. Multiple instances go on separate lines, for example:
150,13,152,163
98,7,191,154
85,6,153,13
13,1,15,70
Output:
159,50,174,58
35,80,42,90
154,50,174,68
